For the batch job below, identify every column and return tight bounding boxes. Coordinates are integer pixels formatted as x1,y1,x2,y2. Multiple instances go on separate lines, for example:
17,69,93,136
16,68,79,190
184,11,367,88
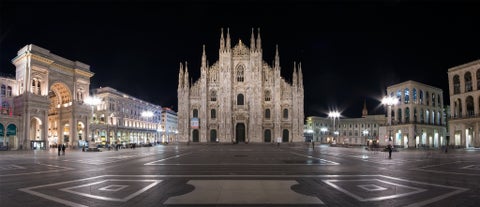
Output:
72,118,77,149
43,110,48,149
475,122,479,148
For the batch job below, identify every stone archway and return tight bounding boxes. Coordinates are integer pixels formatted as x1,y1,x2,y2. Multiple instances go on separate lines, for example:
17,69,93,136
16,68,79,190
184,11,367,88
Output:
264,129,271,143
48,82,73,147
210,129,217,142
236,123,246,143
192,129,199,142
30,117,44,150
282,129,289,142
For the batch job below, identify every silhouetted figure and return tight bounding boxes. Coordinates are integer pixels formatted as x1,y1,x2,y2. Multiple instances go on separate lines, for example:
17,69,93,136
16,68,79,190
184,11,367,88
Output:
62,144,66,155
387,144,393,159
58,144,61,156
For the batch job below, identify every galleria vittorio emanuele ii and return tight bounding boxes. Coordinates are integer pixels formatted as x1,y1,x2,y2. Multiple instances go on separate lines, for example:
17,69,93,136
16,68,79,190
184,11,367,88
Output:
0,44,164,150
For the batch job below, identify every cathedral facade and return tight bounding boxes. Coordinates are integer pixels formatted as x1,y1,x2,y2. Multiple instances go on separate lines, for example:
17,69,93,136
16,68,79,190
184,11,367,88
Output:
177,28,304,143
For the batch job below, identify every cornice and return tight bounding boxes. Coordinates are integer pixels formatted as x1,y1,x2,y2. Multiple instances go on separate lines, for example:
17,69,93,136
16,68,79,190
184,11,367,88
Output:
74,68,94,78
15,53,94,78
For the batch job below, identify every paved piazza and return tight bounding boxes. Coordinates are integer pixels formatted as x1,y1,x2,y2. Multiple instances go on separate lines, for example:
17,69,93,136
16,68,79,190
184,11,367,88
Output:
1,144,479,206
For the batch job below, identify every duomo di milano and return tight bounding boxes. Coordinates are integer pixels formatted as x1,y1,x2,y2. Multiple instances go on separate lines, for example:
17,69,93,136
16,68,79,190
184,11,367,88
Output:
177,28,304,143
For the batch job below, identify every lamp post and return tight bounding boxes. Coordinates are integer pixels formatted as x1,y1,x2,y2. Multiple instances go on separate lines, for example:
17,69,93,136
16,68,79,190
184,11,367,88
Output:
382,96,398,144
141,111,153,144
84,96,101,148
363,129,369,146
328,111,341,144
320,127,328,143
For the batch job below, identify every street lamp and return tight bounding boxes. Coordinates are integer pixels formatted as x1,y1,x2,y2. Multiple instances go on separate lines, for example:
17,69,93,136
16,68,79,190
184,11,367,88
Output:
328,111,341,144
320,127,328,143
141,111,154,144
382,96,398,142
85,96,101,123
84,96,101,147
362,129,369,146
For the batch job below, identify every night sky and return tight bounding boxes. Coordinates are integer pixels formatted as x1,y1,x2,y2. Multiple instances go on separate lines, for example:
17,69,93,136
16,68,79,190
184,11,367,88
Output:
2,0,480,118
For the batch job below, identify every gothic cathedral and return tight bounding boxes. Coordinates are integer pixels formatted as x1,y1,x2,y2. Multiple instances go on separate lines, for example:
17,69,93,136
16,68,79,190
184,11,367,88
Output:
177,28,304,143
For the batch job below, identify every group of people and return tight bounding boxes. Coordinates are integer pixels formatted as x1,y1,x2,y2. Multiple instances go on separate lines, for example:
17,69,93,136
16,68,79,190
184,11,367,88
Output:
57,144,66,156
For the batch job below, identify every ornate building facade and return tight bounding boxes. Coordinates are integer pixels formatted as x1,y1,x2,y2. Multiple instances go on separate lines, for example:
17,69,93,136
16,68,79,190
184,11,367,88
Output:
177,28,304,143
448,59,480,148
88,87,162,147
160,107,178,143
379,80,447,148
0,44,164,150
1,44,94,150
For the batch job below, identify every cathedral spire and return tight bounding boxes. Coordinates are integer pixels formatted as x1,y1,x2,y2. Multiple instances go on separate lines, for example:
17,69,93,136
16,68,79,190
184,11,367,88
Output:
201,44,207,69
220,28,225,52
256,28,262,52
184,61,189,88
275,44,280,69
293,61,298,86
362,99,368,118
250,28,255,51
226,27,231,51
178,62,184,89
298,62,303,88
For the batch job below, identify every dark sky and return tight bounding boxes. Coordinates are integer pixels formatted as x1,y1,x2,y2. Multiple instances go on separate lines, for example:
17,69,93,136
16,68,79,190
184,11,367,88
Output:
2,0,480,118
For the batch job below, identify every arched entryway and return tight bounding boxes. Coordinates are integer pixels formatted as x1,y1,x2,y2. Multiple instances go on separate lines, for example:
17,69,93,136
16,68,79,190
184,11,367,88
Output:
264,129,271,142
30,117,44,150
77,122,86,148
48,82,72,147
210,129,217,142
236,123,246,143
192,129,199,142
3,124,17,149
282,129,289,142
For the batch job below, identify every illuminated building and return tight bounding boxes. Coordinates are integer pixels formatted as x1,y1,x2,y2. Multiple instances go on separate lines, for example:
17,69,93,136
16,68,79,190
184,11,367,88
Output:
379,80,447,148
0,44,162,150
448,60,480,148
177,28,304,143
305,102,385,145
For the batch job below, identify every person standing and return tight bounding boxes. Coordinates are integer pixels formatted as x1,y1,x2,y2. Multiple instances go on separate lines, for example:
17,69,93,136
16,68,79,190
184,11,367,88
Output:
57,144,61,156
387,144,393,159
61,144,66,155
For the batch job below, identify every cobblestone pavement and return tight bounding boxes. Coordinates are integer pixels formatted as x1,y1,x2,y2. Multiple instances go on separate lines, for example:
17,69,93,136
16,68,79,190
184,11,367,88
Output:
1,143,479,206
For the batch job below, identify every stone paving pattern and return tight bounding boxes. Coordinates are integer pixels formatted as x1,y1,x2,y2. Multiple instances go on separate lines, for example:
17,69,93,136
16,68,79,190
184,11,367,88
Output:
1,143,479,206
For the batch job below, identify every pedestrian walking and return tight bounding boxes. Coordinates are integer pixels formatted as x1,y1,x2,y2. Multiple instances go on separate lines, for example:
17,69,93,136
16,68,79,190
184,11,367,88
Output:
312,140,315,150
58,144,61,156
387,144,393,159
62,144,66,155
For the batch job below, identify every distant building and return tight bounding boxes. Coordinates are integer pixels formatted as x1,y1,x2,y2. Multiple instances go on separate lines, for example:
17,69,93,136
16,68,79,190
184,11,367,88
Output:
89,87,162,146
177,28,304,143
379,80,447,148
160,107,178,143
447,60,480,148
0,75,18,149
305,101,385,145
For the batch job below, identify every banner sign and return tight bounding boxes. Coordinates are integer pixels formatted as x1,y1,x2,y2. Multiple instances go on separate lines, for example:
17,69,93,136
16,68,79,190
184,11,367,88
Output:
191,118,199,129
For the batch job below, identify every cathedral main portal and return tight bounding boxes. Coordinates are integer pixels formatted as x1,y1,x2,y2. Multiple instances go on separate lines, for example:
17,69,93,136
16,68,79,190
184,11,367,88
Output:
235,123,246,143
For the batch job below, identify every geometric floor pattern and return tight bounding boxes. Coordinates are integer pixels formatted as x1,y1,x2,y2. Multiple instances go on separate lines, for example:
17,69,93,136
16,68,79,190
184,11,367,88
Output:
19,174,468,207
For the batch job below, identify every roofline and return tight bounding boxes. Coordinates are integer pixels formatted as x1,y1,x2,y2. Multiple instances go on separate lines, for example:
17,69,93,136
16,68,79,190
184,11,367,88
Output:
387,80,442,92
